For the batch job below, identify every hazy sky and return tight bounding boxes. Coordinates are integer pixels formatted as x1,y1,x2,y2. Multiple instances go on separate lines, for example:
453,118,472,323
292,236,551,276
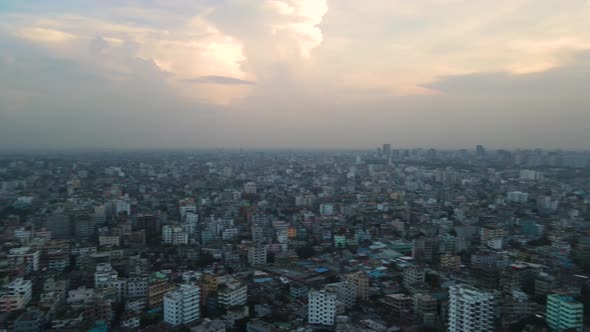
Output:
1,0,590,150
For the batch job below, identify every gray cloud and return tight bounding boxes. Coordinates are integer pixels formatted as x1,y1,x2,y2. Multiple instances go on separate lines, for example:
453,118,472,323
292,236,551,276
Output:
1,30,590,150
184,75,256,86
422,51,590,99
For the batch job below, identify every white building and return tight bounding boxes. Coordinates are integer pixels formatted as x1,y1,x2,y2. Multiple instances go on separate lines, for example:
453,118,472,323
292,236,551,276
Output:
520,169,543,181
94,263,126,301
95,263,118,288
8,247,40,274
127,276,148,298
0,278,32,312
448,284,494,332
115,196,132,215
120,316,141,329
507,191,529,203
308,289,337,326
185,212,199,224
222,228,238,241
13,227,33,243
67,287,95,304
218,276,247,308
320,203,335,216
179,198,197,221
99,235,120,247
163,284,200,326
162,225,189,245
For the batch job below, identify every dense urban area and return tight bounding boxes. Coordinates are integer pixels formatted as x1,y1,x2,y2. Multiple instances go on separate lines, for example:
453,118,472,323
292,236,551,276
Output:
1,145,590,332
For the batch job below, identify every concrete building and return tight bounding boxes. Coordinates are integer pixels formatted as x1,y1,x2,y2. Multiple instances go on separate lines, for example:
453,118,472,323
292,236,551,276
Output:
248,245,267,266
14,308,44,332
244,182,257,195
403,267,425,288
217,276,247,308
148,278,176,308
448,284,494,332
507,191,529,203
325,281,357,309
0,278,33,312
308,289,337,326
191,318,226,332
94,263,119,288
546,294,583,332
8,247,40,274
179,198,197,221
164,284,201,326
383,294,412,317
127,275,148,298
98,235,120,247
162,225,189,245
345,272,369,301
319,203,335,216
415,294,437,324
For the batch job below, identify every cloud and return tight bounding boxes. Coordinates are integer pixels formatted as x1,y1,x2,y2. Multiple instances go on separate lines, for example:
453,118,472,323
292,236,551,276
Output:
18,27,76,43
2,9,251,105
266,0,329,58
422,51,590,98
185,75,256,86
1,1,590,150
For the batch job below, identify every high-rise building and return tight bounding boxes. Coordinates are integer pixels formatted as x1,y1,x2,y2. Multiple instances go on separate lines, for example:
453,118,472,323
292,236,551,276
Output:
325,281,356,309
244,182,257,195
546,294,583,332
345,272,369,301
162,225,189,245
14,308,43,332
179,198,197,222
8,248,40,275
308,289,337,326
402,267,425,288
319,203,335,216
136,213,160,245
164,284,201,326
73,214,96,240
476,145,486,157
45,209,70,239
382,144,391,157
448,284,494,332
0,278,33,312
115,196,132,216
507,191,529,203
217,276,247,308
248,244,267,266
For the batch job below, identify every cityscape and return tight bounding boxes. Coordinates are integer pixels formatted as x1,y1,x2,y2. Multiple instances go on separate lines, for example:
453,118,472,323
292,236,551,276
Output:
2,0,590,331
0,146,589,331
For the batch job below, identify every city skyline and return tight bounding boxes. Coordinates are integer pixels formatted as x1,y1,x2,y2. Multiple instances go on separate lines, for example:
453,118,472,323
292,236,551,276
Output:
1,1,590,149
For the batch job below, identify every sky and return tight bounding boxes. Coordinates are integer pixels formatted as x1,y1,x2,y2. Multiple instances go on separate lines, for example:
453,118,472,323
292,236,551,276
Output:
1,0,590,150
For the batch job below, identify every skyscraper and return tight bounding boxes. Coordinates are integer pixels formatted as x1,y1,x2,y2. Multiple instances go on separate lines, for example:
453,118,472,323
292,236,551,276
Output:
476,145,486,158
382,144,391,158
546,294,583,332
448,284,494,332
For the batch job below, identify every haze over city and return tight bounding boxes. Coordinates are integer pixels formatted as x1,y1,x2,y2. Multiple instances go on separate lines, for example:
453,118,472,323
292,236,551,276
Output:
1,0,590,149
4,2,590,331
